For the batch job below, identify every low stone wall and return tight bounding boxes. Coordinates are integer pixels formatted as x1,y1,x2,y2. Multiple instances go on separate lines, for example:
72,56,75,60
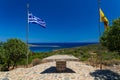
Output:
56,60,66,72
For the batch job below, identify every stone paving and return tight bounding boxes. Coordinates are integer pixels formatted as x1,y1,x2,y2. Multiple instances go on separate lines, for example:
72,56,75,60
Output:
0,61,98,80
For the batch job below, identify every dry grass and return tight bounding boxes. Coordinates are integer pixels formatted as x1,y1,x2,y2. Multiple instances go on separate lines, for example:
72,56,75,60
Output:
31,58,41,66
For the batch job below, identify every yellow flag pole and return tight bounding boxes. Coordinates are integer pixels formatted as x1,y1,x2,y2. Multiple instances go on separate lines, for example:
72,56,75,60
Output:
98,0,101,37
98,0,103,70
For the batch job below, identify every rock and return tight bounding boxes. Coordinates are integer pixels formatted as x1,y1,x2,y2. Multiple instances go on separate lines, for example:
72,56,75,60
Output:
1,77,9,80
94,77,101,80
64,77,69,80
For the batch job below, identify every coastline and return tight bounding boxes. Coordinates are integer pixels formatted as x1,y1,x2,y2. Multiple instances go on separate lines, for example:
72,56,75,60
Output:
29,42,98,52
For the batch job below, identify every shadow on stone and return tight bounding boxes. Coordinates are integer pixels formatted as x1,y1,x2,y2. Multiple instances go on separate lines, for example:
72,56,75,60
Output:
40,66,76,74
90,69,120,80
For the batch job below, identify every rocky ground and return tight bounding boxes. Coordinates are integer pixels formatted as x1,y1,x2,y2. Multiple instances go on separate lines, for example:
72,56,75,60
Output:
0,61,120,80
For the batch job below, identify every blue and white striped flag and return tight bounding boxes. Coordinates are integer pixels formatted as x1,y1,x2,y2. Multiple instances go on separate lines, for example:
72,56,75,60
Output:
28,13,46,28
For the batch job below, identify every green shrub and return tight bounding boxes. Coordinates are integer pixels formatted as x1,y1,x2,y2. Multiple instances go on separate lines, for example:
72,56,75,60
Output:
0,64,9,71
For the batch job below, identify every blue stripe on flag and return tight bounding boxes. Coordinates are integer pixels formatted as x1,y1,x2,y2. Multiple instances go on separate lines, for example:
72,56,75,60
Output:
28,13,46,28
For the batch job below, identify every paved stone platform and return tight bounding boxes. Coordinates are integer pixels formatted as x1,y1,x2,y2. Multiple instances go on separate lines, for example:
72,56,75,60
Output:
0,61,98,80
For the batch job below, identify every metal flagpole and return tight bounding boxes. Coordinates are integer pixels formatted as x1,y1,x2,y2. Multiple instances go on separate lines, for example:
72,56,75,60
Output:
98,0,101,37
26,3,29,68
97,0,102,70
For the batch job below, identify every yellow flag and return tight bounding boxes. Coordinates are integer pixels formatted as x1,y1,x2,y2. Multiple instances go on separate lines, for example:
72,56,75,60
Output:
100,8,104,22
99,8,109,29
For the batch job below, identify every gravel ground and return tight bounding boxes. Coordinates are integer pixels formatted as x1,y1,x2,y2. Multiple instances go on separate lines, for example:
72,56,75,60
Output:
0,61,120,80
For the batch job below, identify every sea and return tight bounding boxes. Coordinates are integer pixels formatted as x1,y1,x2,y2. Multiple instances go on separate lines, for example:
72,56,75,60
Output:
29,42,98,52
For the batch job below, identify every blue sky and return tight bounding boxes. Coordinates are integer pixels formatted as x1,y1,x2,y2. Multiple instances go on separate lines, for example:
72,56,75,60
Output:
0,0,120,43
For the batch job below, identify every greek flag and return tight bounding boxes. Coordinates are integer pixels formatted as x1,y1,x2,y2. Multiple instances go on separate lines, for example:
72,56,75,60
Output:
28,13,46,28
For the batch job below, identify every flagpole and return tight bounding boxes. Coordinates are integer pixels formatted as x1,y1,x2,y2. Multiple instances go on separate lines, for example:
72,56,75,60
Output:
26,3,29,68
98,0,102,70
98,0,101,37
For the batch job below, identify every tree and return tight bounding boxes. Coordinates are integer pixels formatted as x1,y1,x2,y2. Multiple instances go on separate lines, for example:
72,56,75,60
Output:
3,39,28,69
0,42,5,64
100,18,120,54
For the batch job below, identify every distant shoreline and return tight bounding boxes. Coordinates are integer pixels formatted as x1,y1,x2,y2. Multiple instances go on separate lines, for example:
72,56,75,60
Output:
29,44,60,47
29,42,98,52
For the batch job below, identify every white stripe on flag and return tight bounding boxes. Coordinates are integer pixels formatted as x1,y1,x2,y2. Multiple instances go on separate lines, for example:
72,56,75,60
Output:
28,13,46,27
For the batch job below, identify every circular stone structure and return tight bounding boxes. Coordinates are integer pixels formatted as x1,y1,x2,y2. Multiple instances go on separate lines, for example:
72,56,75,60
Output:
43,55,79,72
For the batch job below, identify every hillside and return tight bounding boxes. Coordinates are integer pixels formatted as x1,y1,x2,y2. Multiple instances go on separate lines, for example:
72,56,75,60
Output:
1,44,120,71
29,44,120,66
